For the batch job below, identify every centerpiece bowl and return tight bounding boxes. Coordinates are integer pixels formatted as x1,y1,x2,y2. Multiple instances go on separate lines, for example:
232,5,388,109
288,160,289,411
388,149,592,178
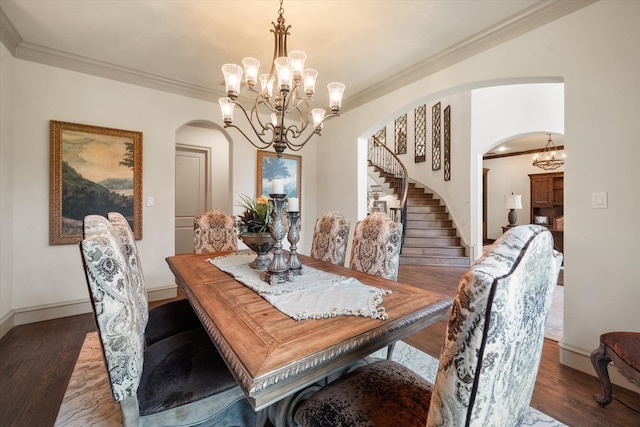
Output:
239,232,275,269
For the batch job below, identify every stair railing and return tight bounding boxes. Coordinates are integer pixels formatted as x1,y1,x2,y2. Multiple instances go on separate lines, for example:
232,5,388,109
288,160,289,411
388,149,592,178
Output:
368,136,409,240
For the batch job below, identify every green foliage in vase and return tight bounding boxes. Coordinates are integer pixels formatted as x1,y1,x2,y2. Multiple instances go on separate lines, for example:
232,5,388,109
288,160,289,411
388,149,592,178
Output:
236,194,273,233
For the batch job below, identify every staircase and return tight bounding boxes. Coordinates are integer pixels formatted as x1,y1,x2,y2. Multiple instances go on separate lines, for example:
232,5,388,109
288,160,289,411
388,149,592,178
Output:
371,167,470,267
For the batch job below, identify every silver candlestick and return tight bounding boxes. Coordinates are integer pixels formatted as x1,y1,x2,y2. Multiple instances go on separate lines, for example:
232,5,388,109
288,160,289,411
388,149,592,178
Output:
287,211,302,275
264,193,290,285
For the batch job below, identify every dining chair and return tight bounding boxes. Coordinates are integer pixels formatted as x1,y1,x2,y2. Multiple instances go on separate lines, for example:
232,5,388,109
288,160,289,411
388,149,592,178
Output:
79,225,255,427
296,225,563,427
349,211,403,281
105,212,202,346
194,209,238,253
348,211,403,359
309,211,351,266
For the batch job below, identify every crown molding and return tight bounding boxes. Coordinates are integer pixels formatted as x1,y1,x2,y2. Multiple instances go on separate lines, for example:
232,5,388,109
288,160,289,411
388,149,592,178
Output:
0,6,22,54
13,41,225,102
2,0,596,107
342,0,597,112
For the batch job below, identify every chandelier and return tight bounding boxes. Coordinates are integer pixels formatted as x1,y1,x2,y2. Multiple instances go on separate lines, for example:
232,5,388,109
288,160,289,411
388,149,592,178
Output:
218,0,345,158
533,133,565,170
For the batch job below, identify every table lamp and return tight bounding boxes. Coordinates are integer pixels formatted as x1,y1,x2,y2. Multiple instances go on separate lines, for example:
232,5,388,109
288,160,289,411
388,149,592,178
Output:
504,194,523,227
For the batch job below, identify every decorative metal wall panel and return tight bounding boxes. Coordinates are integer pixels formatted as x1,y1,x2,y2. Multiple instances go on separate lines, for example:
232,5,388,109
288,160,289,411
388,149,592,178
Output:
394,113,407,155
414,105,426,163
374,126,386,146
444,105,451,181
432,102,441,171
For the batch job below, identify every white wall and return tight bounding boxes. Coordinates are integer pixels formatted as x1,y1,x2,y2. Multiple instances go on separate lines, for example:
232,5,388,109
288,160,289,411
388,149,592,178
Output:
317,0,640,381
0,42,15,334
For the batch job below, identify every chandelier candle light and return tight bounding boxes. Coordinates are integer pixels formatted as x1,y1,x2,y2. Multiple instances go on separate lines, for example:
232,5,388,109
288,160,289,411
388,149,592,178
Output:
218,0,345,158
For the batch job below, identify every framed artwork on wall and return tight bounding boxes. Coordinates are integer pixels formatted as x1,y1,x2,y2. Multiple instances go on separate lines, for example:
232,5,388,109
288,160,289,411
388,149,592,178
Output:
49,120,142,245
256,150,301,201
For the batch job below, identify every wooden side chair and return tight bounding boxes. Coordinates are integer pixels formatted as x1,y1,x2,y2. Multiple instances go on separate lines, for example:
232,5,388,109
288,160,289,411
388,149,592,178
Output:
105,212,202,346
349,211,403,281
79,221,255,427
310,211,351,266
194,209,238,254
591,331,640,407
295,225,563,427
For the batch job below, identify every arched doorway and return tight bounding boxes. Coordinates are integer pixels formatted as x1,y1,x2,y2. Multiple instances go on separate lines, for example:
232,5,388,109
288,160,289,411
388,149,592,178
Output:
174,122,232,254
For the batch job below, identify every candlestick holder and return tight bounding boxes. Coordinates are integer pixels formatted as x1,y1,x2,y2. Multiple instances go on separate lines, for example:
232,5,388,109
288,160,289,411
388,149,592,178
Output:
264,193,290,285
286,211,302,275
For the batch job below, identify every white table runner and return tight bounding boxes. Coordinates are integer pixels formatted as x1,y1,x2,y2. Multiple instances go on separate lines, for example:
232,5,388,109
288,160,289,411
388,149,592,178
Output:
208,253,391,321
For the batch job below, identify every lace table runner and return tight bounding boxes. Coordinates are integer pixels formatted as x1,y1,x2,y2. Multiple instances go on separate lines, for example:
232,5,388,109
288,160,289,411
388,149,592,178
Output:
208,253,391,321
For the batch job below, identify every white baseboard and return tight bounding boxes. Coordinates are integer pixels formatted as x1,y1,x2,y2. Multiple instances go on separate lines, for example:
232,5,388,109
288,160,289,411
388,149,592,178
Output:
559,340,638,393
0,286,177,340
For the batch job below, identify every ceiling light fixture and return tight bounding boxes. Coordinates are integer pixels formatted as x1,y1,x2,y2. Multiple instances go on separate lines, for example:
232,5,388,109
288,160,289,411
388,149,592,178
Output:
533,133,565,170
218,0,345,158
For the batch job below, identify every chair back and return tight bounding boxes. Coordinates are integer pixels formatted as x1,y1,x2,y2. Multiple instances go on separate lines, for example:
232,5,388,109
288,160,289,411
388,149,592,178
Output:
310,211,351,266
349,211,403,280
108,212,150,329
79,227,144,403
194,210,238,253
427,225,563,427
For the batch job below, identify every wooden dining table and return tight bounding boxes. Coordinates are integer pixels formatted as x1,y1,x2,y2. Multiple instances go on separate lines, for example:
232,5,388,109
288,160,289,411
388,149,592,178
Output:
165,252,453,425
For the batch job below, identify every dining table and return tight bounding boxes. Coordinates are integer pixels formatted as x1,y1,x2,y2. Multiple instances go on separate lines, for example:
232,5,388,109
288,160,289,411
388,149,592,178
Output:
165,251,453,426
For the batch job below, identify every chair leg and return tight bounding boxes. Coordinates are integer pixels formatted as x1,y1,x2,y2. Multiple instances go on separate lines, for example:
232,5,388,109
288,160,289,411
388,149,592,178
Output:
386,342,396,360
591,341,613,407
119,396,141,427
255,408,268,427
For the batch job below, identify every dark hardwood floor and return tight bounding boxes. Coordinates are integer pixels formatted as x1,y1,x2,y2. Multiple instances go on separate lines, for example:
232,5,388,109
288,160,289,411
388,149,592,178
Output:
1,264,638,426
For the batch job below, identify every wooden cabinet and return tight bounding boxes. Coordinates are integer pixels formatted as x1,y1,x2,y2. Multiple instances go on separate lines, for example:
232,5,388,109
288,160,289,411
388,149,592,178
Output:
529,172,564,253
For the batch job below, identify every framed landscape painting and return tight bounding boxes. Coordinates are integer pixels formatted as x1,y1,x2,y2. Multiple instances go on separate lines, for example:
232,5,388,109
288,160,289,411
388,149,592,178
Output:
49,120,143,245
256,150,301,201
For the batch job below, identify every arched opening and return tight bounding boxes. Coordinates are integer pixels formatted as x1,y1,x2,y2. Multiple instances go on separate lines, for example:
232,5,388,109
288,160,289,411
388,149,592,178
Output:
174,121,233,254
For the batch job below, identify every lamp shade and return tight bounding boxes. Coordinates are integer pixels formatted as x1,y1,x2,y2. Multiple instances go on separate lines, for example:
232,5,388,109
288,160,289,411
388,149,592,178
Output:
504,194,523,210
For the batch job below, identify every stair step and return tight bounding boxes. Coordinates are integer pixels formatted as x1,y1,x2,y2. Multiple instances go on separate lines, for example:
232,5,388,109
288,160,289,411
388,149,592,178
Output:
401,245,466,256
406,199,441,206
403,228,458,237
402,235,461,246
400,255,471,267
406,219,453,228
406,212,450,221
406,205,446,214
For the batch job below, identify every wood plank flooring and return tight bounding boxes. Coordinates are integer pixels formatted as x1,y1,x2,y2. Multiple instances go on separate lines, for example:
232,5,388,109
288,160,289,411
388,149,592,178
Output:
1,264,638,426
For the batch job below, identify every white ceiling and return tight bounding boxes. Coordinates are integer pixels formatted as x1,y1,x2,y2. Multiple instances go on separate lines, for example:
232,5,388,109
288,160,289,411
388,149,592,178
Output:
0,0,581,153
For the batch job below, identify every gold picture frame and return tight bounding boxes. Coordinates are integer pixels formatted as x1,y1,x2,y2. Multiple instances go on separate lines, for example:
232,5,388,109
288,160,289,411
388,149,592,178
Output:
49,120,143,245
256,150,301,202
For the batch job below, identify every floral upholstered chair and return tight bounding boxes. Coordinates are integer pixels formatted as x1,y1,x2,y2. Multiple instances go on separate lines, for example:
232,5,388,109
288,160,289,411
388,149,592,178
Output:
296,225,563,427
194,209,238,253
310,211,351,266
106,212,202,346
80,220,255,427
349,211,403,281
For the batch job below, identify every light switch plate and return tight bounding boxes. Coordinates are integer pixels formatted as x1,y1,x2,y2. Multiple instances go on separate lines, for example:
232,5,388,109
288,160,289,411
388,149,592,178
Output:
591,192,607,209
146,196,155,207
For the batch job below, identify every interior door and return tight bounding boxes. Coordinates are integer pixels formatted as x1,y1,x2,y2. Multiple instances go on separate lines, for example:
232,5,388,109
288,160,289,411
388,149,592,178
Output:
175,146,208,254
